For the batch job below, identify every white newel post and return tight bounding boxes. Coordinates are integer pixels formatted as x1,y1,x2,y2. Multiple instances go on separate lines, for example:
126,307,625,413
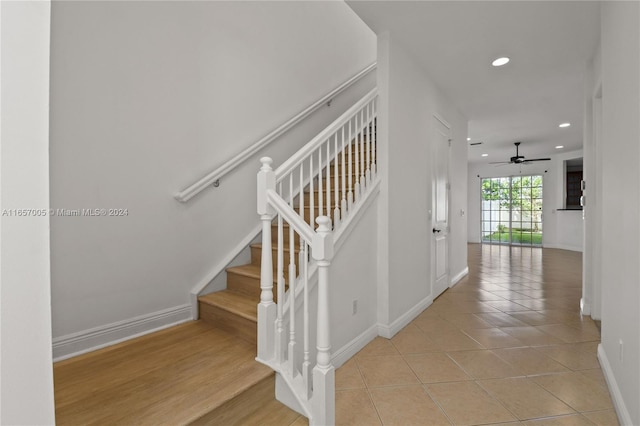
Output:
311,216,335,426
257,157,276,362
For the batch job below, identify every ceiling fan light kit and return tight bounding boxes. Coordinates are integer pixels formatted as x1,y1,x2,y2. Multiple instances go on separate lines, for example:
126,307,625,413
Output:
489,142,551,165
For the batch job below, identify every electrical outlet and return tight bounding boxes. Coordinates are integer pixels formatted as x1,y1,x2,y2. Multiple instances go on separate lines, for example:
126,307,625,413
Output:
352,300,358,315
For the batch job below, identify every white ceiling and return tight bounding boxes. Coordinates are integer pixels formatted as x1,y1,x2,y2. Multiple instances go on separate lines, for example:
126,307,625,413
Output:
347,1,601,164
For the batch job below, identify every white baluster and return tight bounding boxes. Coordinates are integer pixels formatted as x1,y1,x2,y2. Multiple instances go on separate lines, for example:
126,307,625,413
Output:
317,148,323,229
366,104,371,185
326,141,331,220
310,154,315,230
311,216,335,426
359,110,365,195
288,173,297,377
333,134,340,227
299,165,305,267
340,126,347,219
257,157,276,362
354,113,361,203
302,241,311,399
372,102,377,178
276,213,285,363
348,119,354,209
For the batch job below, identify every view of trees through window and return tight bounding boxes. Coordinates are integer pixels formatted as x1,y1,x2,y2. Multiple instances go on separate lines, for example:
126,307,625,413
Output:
481,175,543,246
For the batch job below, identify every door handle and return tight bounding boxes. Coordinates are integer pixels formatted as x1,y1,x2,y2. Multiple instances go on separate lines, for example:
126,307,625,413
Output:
433,228,441,234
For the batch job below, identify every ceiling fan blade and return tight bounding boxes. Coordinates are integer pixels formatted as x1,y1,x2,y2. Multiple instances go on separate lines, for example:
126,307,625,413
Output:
524,158,551,162
489,161,512,164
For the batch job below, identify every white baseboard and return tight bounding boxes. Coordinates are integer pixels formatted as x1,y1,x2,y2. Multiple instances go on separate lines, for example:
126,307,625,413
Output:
377,295,432,339
580,298,591,316
597,344,633,425
544,243,583,252
331,324,378,368
450,267,469,287
53,304,192,361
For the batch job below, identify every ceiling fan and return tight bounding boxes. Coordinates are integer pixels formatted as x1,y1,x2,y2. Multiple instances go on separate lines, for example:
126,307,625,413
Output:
490,142,551,165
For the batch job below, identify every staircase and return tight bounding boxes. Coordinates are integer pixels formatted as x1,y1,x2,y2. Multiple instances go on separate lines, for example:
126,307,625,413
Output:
198,145,368,342
194,89,378,425
54,90,377,426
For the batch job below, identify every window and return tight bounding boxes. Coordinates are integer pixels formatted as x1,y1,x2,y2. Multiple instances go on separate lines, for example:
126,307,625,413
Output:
481,175,543,246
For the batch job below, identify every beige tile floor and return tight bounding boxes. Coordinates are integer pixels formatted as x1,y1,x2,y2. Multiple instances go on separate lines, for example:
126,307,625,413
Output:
333,244,619,426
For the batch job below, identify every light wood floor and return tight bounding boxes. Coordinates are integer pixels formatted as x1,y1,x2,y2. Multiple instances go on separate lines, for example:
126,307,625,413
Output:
53,321,300,425
55,244,617,425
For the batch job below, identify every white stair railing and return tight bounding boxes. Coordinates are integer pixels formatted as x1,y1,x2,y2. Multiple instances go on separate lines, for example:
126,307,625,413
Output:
256,90,377,425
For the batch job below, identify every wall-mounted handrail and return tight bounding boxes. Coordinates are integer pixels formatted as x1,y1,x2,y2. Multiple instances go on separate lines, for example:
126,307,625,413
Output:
174,62,377,203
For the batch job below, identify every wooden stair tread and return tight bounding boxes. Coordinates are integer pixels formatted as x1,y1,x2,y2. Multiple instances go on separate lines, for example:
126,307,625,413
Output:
227,263,289,281
227,263,262,279
228,263,282,278
53,321,273,425
199,290,258,322
251,242,300,253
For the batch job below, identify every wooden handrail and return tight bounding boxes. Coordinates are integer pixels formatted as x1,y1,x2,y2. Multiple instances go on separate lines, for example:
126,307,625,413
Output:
174,62,377,202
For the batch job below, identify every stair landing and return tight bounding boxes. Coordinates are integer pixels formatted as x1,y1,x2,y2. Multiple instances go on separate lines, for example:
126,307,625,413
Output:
53,321,305,425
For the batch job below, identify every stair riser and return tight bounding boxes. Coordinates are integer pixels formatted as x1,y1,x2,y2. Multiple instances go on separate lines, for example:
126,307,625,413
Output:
330,148,376,160
270,225,301,246
303,190,351,206
312,173,362,188
251,245,300,270
189,374,275,425
198,301,256,344
227,270,285,302
325,164,375,180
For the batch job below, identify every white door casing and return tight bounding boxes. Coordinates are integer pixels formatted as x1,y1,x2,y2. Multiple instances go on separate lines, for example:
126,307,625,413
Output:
432,114,450,299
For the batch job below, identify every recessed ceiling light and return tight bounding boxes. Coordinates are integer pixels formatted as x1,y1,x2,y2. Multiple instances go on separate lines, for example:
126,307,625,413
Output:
559,122,571,128
492,57,510,67
481,153,489,157
555,145,564,149
467,137,471,141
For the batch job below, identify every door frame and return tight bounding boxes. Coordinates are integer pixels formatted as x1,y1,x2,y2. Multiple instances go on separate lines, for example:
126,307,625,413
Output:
431,113,451,299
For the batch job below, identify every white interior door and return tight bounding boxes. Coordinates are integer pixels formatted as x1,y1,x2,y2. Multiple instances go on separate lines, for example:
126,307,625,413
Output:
432,115,450,299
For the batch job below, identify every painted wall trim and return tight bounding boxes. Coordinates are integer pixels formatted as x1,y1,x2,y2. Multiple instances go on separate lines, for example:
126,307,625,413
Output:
597,344,633,425
53,304,192,361
331,324,378,368
450,267,469,287
377,295,433,339
433,112,452,130
580,298,591,316
544,243,583,253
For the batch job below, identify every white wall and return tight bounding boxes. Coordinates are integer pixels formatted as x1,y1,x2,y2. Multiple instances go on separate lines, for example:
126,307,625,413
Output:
329,194,379,363
377,33,468,330
597,2,640,424
283,192,380,373
582,29,602,320
468,149,584,252
0,1,56,423
49,1,376,355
